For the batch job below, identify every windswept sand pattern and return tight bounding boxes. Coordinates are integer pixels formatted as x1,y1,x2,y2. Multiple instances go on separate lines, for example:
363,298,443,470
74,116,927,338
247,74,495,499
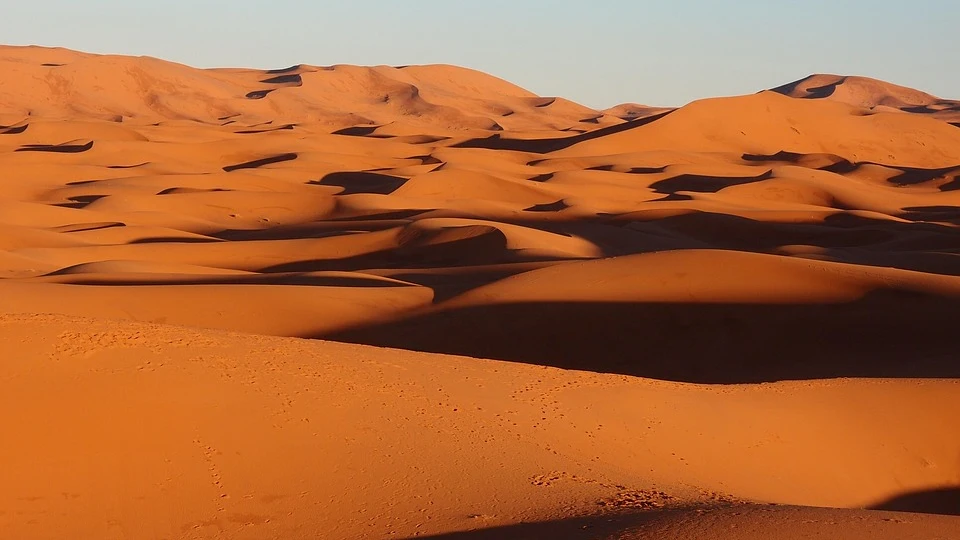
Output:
2,46,960,539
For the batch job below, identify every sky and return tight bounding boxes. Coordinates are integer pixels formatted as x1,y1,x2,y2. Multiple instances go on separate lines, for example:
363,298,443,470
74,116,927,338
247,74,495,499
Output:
4,0,958,108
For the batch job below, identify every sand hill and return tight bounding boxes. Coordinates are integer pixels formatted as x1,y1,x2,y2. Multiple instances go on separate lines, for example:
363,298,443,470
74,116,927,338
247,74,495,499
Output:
0,46,618,132
771,74,960,123
1,45,959,539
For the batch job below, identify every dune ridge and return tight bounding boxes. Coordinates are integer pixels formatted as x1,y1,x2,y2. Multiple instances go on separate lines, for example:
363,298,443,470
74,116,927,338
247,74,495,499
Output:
2,45,960,539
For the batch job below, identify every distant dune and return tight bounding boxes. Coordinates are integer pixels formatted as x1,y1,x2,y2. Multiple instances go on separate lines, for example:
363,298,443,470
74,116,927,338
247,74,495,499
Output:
771,74,960,122
0,45,621,132
1,46,959,539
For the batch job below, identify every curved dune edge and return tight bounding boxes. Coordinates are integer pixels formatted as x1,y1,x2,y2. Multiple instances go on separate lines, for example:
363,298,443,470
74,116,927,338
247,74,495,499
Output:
1,314,958,539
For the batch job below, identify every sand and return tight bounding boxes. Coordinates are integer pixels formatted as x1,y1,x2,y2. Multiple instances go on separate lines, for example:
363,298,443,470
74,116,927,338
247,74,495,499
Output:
1,45,959,539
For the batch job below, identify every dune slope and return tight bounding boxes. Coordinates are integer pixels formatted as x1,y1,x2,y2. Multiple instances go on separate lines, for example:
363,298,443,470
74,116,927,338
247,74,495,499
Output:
2,314,959,540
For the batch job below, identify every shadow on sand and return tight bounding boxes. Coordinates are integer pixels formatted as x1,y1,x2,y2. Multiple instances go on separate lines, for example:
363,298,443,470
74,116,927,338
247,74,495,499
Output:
321,290,960,383
870,487,960,516
308,171,408,195
452,110,673,154
399,511,659,540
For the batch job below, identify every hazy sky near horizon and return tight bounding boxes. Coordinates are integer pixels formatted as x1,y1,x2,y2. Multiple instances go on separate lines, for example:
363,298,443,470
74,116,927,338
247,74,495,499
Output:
6,0,958,108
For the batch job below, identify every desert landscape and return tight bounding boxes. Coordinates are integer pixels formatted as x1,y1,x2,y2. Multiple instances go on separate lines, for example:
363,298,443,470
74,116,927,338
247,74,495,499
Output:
1,45,959,539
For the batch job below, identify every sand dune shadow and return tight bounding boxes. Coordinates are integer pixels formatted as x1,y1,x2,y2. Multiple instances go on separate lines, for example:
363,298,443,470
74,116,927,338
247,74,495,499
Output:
870,487,960,516
309,171,408,195
322,290,960,383
223,153,298,172
399,511,658,540
16,141,93,153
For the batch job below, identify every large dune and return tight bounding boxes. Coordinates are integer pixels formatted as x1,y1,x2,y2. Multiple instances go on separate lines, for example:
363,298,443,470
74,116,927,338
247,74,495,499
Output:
3,314,959,539
771,74,960,123
2,45,959,539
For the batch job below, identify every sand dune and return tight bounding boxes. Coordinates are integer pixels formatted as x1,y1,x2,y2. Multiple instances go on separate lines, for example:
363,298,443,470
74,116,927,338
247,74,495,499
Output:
772,74,960,123
2,46,959,538
0,45,617,132
601,103,675,121
330,250,960,382
554,91,960,167
2,314,959,539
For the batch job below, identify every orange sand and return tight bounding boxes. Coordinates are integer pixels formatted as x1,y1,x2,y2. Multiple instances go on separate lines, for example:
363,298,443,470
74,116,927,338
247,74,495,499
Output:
1,46,959,539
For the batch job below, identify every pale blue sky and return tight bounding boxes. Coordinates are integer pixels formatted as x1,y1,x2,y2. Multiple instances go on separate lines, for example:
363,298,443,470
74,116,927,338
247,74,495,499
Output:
5,0,958,107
